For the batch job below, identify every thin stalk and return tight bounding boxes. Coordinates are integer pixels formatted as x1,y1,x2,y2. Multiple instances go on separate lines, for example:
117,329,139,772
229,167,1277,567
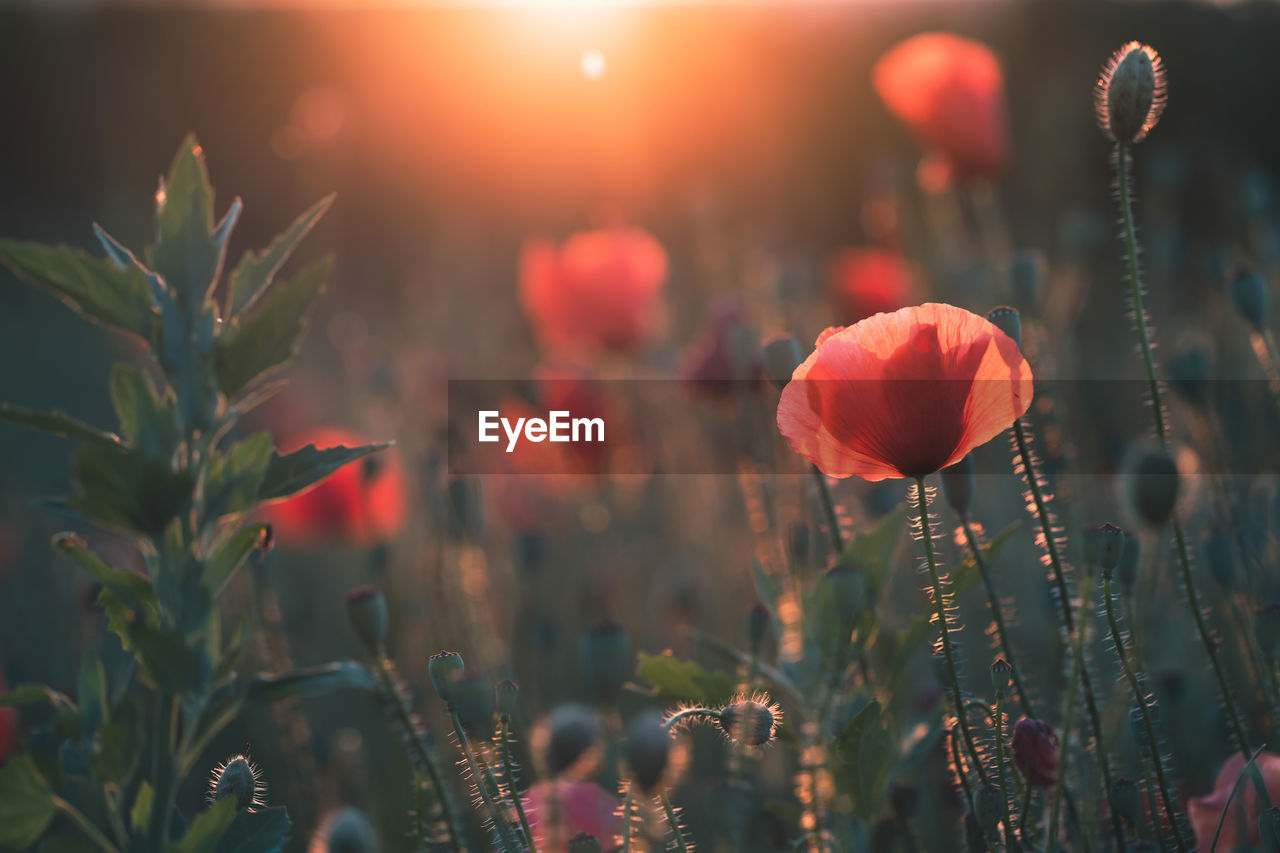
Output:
449,710,523,851
1103,573,1190,852
663,707,721,732
950,724,976,811
621,789,636,852
962,516,1035,719
661,793,692,853
811,466,844,555
500,719,536,853
994,692,1019,851
54,797,121,853
1049,562,1097,850
146,692,176,849
1140,758,1169,852
914,478,986,784
1019,785,1036,846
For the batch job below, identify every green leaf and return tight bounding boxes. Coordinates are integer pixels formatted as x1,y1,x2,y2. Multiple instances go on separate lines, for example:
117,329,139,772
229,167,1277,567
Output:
0,755,57,850
130,781,154,833
0,684,73,709
109,364,179,458
171,798,238,853
0,240,154,338
215,806,291,853
258,440,388,502
205,523,269,594
244,661,380,703
214,259,330,399
831,700,895,819
212,618,253,683
634,652,738,706
91,694,143,783
227,194,334,317
53,534,157,614
836,507,907,597
70,444,194,537
204,433,274,520
131,624,211,693
0,405,122,451
76,649,106,737
152,135,222,307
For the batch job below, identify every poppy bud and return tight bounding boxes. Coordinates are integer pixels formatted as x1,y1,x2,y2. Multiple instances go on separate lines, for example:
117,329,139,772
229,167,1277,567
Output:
623,711,671,794
428,651,465,705
451,674,495,739
1167,344,1211,408
1095,43,1166,145
569,833,604,853
1261,806,1280,853
1084,523,1126,574
1109,777,1141,828
344,586,388,654
820,566,867,627
986,306,1022,349
974,784,1005,836
1123,449,1180,526
990,658,1012,698
941,455,976,516
210,754,264,811
579,622,630,705
319,807,378,853
1255,603,1280,664
1008,250,1046,313
747,603,771,654
544,704,603,777
762,336,804,390
1012,718,1058,787
1117,530,1141,596
718,699,778,747
495,680,519,723
1228,266,1270,332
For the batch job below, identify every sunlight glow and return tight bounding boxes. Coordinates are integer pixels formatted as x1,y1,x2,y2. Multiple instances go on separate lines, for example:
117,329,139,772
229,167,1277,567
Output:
580,48,607,80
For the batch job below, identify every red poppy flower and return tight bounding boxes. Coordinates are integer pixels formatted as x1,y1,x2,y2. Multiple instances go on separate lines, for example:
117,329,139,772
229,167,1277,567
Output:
776,303,1032,481
828,248,918,325
261,427,408,548
1011,718,1058,788
873,33,1010,182
519,228,667,355
522,780,624,851
1189,751,1280,851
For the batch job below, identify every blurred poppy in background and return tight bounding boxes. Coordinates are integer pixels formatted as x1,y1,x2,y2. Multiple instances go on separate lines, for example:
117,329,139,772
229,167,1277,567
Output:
777,303,1032,481
261,427,408,548
519,227,668,356
827,247,918,325
0,669,19,766
679,299,764,397
872,32,1010,183
522,779,624,851
1188,750,1280,850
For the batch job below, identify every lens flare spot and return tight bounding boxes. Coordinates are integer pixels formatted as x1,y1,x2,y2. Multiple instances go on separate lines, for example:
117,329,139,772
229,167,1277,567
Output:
580,49,607,81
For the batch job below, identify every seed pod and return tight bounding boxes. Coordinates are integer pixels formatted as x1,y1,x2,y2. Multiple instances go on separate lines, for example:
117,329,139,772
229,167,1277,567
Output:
623,711,671,794
718,700,778,747
495,680,519,723
544,704,604,777
568,833,604,853
579,621,630,705
974,784,1005,836
941,455,976,516
344,586,388,654
1123,449,1180,526
762,336,804,390
428,651,465,704
990,658,1013,698
1095,42,1166,144
1109,778,1141,828
451,674,495,740
1228,266,1270,332
1083,523,1126,574
1012,718,1058,787
319,807,378,853
986,306,1022,349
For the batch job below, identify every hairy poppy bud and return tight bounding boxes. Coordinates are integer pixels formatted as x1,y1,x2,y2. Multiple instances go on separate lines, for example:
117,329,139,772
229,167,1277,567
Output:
344,586,388,654
1109,778,1141,828
495,680,519,723
941,455,976,516
451,674,495,739
1261,806,1280,853
1008,250,1046,313
1095,42,1166,144
1228,266,1270,332
1012,718,1058,787
209,754,264,811
318,807,378,853
762,336,804,390
1123,449,1180,526
544,704,603,777
719,699,779,747
579,622,630,705
428,651,465,704
986,306,1022,349
990,658,1013,698
974,784,1005,836
1256,604,1280,664
568,833,604,853
1084,523,1126,574
623,711,671,794
747,603,771,654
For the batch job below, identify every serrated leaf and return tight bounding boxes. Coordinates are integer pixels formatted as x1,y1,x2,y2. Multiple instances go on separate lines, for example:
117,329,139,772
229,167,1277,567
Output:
91,694,142,783
131,781,154,833
228,194,334,317
109,363,179,458
70,444,194,537
831,700,895,818
634,652,738,706
0,405,122,450
54,534,156,613
204,433,274,521
0,240,154,338
244,661,380,703
152,135,222,308
171,798,238,853
205,523,269,594
214,259,330,400
0,755,57,850
215,806,291,853
257,441,388,502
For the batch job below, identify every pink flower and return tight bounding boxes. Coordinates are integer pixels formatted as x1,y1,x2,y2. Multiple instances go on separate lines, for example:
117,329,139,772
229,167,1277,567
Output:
522,780,624,851
1189,751,1280,851
1011,718,1058,788
827,248,918,326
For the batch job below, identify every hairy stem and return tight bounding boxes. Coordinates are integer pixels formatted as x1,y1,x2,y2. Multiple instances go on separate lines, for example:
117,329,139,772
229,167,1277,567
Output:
500,719,536,853
962,517,1035,719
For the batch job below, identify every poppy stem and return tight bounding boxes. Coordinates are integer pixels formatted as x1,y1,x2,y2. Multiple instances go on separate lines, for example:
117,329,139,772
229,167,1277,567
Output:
961,516,1035,719
1047,557,1096,851
993,691,1020,851
449,708,523,851
913,477,987,785
499,718,537,853
1102,573,1191,852
810,465,844,554
660,793,691,853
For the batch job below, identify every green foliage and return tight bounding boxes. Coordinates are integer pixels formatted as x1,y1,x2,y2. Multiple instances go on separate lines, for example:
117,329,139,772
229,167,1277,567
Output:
831,701,896,819
259,441,389,502
0,240,153,338
227,194,334,316
0,756,57,850
635,652,739,706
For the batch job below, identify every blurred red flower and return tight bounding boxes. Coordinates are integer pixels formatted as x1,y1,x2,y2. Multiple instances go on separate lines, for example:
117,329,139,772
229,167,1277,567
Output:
522,780,624,850
679,300,763,397
1011,718,1058,788
873,33,1010,182
519,228,667,355
1189,751,1280,850
261,427,408,548
776,303,1031,481
0,669,19,766
828,248,918,325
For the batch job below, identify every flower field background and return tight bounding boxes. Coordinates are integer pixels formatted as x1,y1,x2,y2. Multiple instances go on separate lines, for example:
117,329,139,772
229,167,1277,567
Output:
2,2,1280,852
